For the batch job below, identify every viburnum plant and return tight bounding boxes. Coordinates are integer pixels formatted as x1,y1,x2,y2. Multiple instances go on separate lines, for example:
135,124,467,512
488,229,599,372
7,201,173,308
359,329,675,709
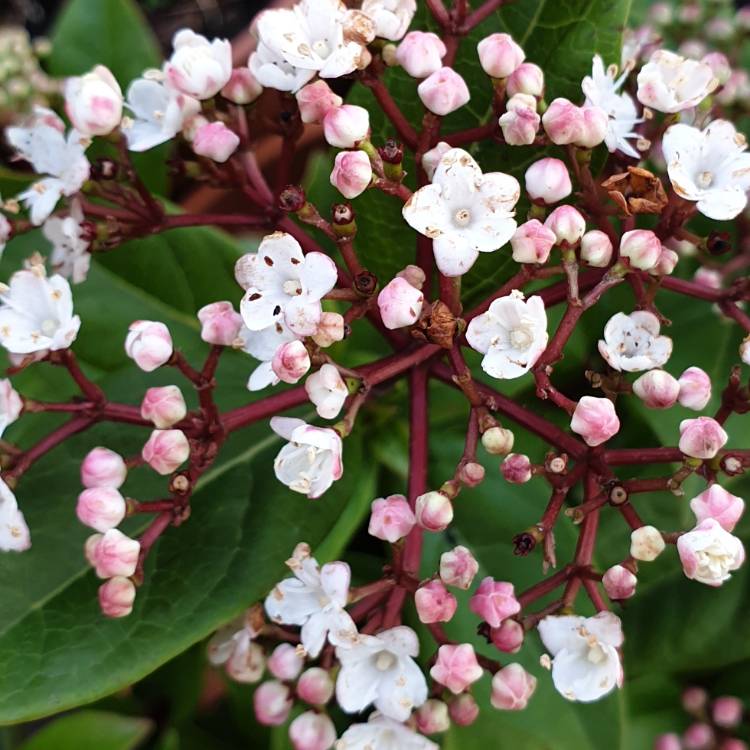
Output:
0,0,749,746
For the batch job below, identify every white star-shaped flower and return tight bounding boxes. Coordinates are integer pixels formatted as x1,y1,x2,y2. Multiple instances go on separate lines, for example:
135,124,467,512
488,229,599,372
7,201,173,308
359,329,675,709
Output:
0,477,30,552
336,712,438,749
42,199,91,284
598,310,672,372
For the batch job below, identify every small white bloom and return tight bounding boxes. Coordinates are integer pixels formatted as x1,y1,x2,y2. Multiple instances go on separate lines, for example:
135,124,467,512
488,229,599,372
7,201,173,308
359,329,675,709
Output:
598,311,672,372
237,321,298,391
0,477,30,552
165,29,232,100
677,518,745,587
402,148,519,277
208,613,265,683
42,199,91,284
0,213,10,258
662,120,750,221
538,612,623,702
361,0,416,41
0,380,22,439
270,416,343,499
305,364,349,419
466,290,547,379
336,712,438,750
336,626,428,721
265,543,356,657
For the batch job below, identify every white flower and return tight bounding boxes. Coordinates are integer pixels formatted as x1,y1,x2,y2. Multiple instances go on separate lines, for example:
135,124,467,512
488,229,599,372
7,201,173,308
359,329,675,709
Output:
336,713,438,750
0,477,30,552
42,199,91,284
0,264,81,355
208,612,265,683
336,626,428,721
466,290,548,379
661,120,750,221
361,0,416,41
677,518,745,587
270,416,343,499
582,55,642,158
598,311,672,372
0,213,10,258
402,148,519,277
538,612,623,702
265,543,356,657
0,380,21,439
165,30,232,100
636,50,718,113
237,232,337,337
305,364,349,419
238,322,298,391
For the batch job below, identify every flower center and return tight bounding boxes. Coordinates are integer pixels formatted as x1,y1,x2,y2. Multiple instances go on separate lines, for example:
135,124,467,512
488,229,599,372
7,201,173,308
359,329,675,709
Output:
453,208,472,227
510,327,533,351
586,642,607,664
312,39,330,58
697,171,713,188
374,650,396,671
283,279,302,296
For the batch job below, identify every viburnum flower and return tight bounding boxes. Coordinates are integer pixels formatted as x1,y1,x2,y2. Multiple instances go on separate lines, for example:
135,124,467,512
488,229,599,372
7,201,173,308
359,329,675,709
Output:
414,580,456,623
677,518,745,587
377,276,424,329
296,667,334,705
270,417,343,498
490,663,537,710
330,150,373,198
402,147,519,277
602,565,637,600
570,396,620,446
661,120,750,221
0,264,81,355
64,64,123,137
207,613,265,683
141,429,190,475
420,141,451,181
469,577,521,627
336,713,437,750
368,494,416,543
87,528,140,579
417,67,470,116
630,525,666,562
42,199,91,284
598,311,672,372
98,576,136,618
125,320,173,372
430,644,483,694
165,30,232,100
0,379,22,439
335,625,428,721
254,680,293,726
265,543,356,656
272,340,311,384
678,417,728,460
305,364,348,420
289,711,337,750
221,67,263,105
439,545,478,589
81,447,127,489
538,612,624,702
465,290,547,379
0,477,30,552
677,367,711,411
237,232,337,336
690,485,744,533
197,301,243,346
361,0,416,41
192,121,240,163
238,322,298,391
395,31,446,79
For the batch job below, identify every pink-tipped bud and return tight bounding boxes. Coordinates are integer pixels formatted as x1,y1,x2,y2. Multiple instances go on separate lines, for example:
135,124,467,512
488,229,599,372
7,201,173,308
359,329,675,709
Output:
525,157,572,205
570,396,620,447
490,619,524,653
542,98,582,145
430,644,483,694
396,31,446,78
544,205,586,246
449,694,479,726
296,667,334,705
507,62,545,97
330,150,372,199
477,33,525,78
440,545,479,589
630,525,666,561
192,121,240,163
415,580,457,624
64,65,123,137
713,696,744,728
469,577,521,627
254,680,293,726
654,734,682,750
322,104,370,148
481,426,514,455
580,230,614,267
415,491,453,531
679,416,728,459
490,663,537,710
397,264,427,289
312,312,345,348
415,699,451,735
125,320,173,372
89,528,140,578
632,369,680,409
295,80,342,124
422,141,452,181
694,267,722,290
141,385,187,429
377,276,424,329
272,340,311,384
197,301,243,346
501,453,533,484
459,461,485,487
652,247,679,276
602,564,637,600
368,494,416,543
683,723,715,750
267,643,304,681
418,67,470,115
81,447,127,489
619,229,663,271
77,487,126,533
221,67,262,104
289,712,337,750
577,105,608,148
690,484,744,532
702,52,732,85
683,686,709,714
499,93,540,146
678,367,711,411
98,576,136,618
142,429,190,475
510,219,556,264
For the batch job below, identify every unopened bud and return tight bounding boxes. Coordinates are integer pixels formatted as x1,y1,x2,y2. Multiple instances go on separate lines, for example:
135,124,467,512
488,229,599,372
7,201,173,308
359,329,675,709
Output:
81,447,127,489
415,491,453,531
440,545,479,589
630,525,666,561
296,667,334,705
253,680,292,726
501,453,532,483
142,429,190,475
267,643,304,681
77,487,126,533
415,580,457,623
98,576,136,618
141,385,187,429
481,426,514,455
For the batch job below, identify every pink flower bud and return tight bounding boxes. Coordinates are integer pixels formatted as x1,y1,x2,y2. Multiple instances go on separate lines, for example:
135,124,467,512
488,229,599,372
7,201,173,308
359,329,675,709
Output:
422,141,451,181
501,453,532,484
289,711,337,750
713,696,743,728
296,667,334,705
415,579,457,623
683,723,714,750
481,426,514,455
125,321,173,372
652,247,679,276
267,643,304,681
490,663,537,710
81,447,127,489
720,740,748,750
682,686,708,713
632,369,680,409
312,312,345,348
142,429,190,475
469,577,521,627
631,525,666,561
544,205,586,246
272,340,311,384
499,93,540,146
654,734,682,750
330,150,372,199
542,98,582,145
690,484,744,532
397,264,427,289
377,276,424,329
449,694,479,726
580,230,614,267
430,644,483,694
141,385,187,429
418,67,470,115
368,494,416,543
477,33,525,78
89,528,140,578
679,417,728,459
415,491,453,531
296,81,342,124
694,267,722,290
678,367,711,411
459,461,485,487
524,157,572,204
64,65,123,137
98,576,136,618
701,53,731,85
602,564,637,600
305,364,348,420
221,66,262,104
440,545,479,589
510,219,556,264
415,699,451,735
577,105,608,148
254,680,292,726
506,62,545,97
192,121,240,163
396,31,446,78
619,229,663,271
77,487,126,533
570,396,620,447
197,301,243,346
490,618,524,653
322,104,370,148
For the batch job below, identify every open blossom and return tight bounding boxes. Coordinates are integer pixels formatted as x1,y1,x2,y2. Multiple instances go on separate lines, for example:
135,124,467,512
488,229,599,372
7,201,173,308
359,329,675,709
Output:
679,417,728,459
208,615,265,683
43,199,91,284
238,232,337,337
469,577,520,627
0,379,22,439
570,396,620,446
238,322,298,391
661,120,750,221
417,67,470,116
305,364,348,419
466,290,547,379
125,320,173,371
538,612,624,702
64,65,123,137
0,477,30,552
336,626,428,721
598,311,672,372
677,518,745,586
361,0,416,41
165,30,232,99
637,50,718,113
336,713,437,750
690,485,744,532
430,644,483,694
396,31,446,78
270,417,343,498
